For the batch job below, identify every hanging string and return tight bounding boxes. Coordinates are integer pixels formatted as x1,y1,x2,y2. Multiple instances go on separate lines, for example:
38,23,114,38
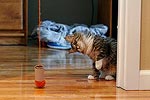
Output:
34,0,46,88
38,0,41,65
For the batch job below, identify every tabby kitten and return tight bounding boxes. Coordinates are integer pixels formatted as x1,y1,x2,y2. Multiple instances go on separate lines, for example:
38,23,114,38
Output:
65,32,117,80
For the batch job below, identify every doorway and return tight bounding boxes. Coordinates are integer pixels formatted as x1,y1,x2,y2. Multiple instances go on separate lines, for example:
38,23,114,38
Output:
28,0,118,39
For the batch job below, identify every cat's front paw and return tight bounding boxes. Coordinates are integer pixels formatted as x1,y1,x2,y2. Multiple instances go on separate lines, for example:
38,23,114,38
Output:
68,49,76,53
88,75,95,80
105,75,115,80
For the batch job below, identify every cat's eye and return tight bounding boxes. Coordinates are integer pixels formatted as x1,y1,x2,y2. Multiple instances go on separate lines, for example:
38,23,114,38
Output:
100,50,103,53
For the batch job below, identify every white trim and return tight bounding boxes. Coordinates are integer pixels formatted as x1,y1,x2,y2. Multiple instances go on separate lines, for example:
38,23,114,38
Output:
117,0,125,88
139,70,150,90
117,0,141,90
140,70,150,75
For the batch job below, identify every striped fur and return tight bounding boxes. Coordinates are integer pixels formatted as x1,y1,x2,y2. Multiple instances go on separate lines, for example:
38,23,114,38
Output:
65,32,117,80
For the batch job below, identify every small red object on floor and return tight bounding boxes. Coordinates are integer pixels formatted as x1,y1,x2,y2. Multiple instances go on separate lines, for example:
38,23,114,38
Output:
34,65,46,88
35,80,46,88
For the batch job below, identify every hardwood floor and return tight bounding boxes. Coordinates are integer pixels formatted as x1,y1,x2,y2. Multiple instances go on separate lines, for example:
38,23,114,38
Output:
0,46,150,100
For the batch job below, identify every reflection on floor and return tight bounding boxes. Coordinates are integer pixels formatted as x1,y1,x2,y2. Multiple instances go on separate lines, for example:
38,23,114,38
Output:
0,46,92,79
40,48,92,69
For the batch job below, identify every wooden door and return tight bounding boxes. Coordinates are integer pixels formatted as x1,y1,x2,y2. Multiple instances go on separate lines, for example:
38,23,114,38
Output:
98,0,112,37
0,0,23,30
98,0,118,39
0,0,28,45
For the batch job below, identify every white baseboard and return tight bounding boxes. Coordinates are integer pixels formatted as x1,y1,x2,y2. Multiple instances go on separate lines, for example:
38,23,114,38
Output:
139,70,150,90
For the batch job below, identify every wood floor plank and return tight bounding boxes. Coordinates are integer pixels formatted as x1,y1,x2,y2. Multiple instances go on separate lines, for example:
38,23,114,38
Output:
0,46,150,100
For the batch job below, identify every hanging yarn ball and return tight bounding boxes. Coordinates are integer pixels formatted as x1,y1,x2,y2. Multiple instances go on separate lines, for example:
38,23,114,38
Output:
34,65,46,88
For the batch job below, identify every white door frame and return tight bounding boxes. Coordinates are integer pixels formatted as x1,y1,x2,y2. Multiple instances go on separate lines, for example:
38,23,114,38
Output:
117,0,150,90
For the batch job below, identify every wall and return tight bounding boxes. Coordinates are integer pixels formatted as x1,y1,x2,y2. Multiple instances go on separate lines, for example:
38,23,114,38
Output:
140,0,150,70
28,0,98,35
